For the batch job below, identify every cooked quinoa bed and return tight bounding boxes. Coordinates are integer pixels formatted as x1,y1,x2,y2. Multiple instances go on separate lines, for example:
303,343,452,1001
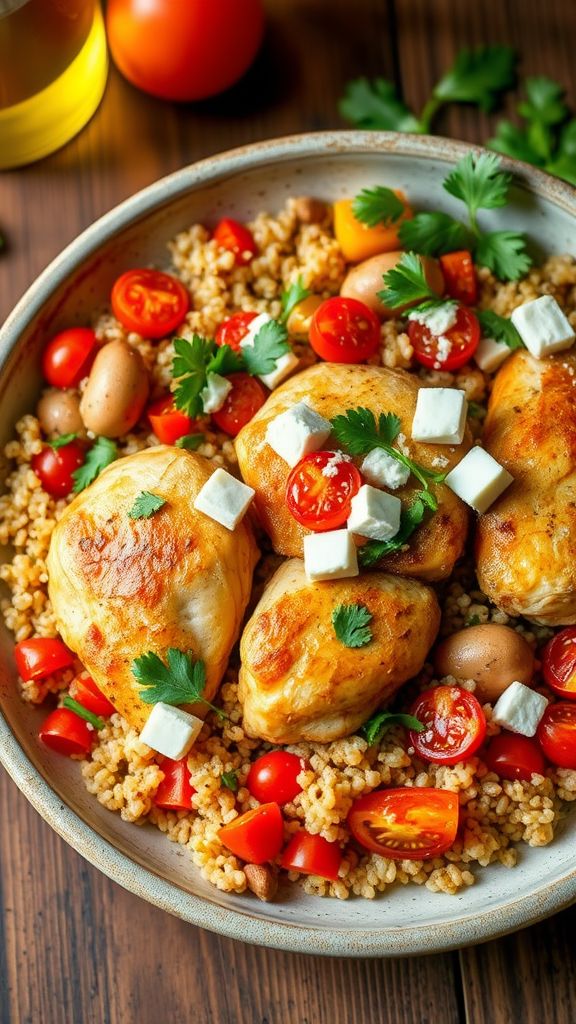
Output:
2,198,576,901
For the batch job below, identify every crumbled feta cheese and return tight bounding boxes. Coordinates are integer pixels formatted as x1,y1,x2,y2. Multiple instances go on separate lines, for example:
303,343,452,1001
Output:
492,681,549,737
347,484,402,541
434,335,453,368
194,468,254,530
396,432,410,456
445,446,513,514
360,448,410,490
408,301,458,336
321,450,353,477
200,372,232,414
239,311,299,389
265,402,332,467
474,336,511,373
140,702,203,759
411,388,467,445
303,529,359,582
510,295,575,358
431,454,449,469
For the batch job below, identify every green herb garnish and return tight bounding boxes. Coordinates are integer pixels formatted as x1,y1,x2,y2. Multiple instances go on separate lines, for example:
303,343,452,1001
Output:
489,76,576,186
175,433,205,450
332,604,373,648
465,614,482,627
221,771,239,792
240,319,290,376
172,335,215,418
206,343,243,377
358,497,428,568
362,710,424,746
47,433,77,450
132,648,226,718
395,212,472,257
377,251,440,309
476,309,524,350
128,491,167,520
62,695,105,732
280,276,311,323
72,437,117,493
352,186,405,228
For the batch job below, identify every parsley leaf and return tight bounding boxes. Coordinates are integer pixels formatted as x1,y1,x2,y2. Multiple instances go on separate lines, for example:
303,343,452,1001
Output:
476,309,524,350
339,77,421,132
358,497,428,568
280,276,311,324
332,604,373,648
433,46,516,112
62,695,105,732
475,231,532,281
206,343,244,377
47,432,77,450
132,648,225,717
240,319,290,376
172,335,213,417
175,433,205,450
128,491,167,520
399,212,472,256
352,186,405,228
378,251,439,310
443,152,511,224
72,437,117,493
221,771,239,792
362,709,424,746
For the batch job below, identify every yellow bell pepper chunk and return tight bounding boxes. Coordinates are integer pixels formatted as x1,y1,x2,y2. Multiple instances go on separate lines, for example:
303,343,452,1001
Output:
334,192,413,263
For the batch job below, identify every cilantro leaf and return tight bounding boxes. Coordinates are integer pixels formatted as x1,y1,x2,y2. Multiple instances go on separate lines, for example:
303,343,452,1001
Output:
519,77,568,161
476,309,524,349
206,343,244,377
399,212,472,256
443,152,511,221
475,231,532,281
132,648,225,717
280,277,311,324
330,407,401,456
62,695,105,732
175,433,205,450
378,252,440,310
362,709,424,746
433,46,516,112
72,437,117,493
339,77,421,132
241,319,290,376
221,771,239,792
332,604,373,648
128,491,167,520
358,498,427,568
172,335,213,417
352,186,405,228
47,433,77,450
488,120,543,166
546,119,576,186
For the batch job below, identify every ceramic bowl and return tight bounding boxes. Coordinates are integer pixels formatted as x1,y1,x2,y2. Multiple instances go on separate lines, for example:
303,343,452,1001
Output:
1,132,575,957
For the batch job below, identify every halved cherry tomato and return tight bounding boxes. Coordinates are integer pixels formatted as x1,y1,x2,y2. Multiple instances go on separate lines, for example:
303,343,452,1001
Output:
409,686,486,765
31,441,85,498
309,297,381,363
69,674,116,718
247,751,306,804
211,372,267,436
154,757,196,812
111,269,189,339
347,787,459,859
218,802,284,864
542,627,576,700
215,311,258,352
408,305,480,371
147,394,196,445
213,218,257,267
39,707,93,758
280,831,342,880
286,450,362,531
42,327,98,389
439,251,478,306
483,733,546,781
537,703,576,769
15,637,74,682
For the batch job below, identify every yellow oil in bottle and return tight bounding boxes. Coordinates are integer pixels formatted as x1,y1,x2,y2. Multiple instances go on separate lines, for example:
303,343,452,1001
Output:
0,0,108,169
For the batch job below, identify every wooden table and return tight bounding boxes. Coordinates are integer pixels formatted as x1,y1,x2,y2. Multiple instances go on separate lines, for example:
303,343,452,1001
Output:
1,1,576,1021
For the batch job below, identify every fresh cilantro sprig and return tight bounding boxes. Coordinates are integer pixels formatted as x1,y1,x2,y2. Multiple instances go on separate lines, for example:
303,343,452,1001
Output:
476,309,524,350
280,276,311,323
72,437,117,493
396,212,472,257
132,648,226,718
221,771,239,792
62,695,105,732
332,604,373,648
361,709,424,746
47,433,77,450
172,335,214,417
489,76,576,186
128,491,167,520
377,251,440,309
358,497,428,568
241,319,290,376
352,186,405,228
175,433,205,450
340,46,516,134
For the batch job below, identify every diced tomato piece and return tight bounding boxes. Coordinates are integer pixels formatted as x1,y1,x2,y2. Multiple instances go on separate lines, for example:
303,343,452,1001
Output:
42,327,97,389
483,733,546,781
280,831,342,881
211,372,267,436
15,637,74,682
39,707,93,758
215,311,258,352
439,251,478,306
154,757,196,811
213,218,257,266
31,441,86,498
111,269,189,339
542,627,576,700
537,703,576,769
247,751,306,804
286,450,362,531
409,686,486,765
218,802,284,863
69,673,116,718
408,305,480,371
347,787,459,859
147,394,196,444
309,297,381,363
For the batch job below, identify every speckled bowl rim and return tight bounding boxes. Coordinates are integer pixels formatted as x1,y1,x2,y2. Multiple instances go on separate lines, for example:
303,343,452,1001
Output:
0,131,575,956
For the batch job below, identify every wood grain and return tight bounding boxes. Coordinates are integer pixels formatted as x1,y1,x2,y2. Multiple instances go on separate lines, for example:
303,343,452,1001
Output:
1,1,576,1022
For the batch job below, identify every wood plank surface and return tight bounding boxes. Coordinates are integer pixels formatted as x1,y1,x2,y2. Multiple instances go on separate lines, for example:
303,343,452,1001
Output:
0,2,575,1022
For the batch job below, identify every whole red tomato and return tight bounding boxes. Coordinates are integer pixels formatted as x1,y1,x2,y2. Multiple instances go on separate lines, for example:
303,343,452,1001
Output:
106,0,264,102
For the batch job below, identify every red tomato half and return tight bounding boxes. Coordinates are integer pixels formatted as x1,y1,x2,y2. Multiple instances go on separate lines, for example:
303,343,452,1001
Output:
147,395,195,445
31,441,85,498
408,305,480,371
483,733,546,781
286,451,362,531
111,269,189,339
154,758,196,812
215,311,258,352
14,637,74,682
537,703,576,769
69,674,116,718
213,219,258,267
42,327,97,389
409,686,486,765
542,627,576,700
347,788,459,860
439,251,478,306
218,802,284,864
310,297,381,363
39,708,93,758
280,832,342,881
211,372,267,436
247,751,306,805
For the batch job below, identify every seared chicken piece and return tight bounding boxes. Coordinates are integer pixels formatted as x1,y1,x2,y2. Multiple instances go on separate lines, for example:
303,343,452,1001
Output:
477,349,576,625
235,363,471,581
239,558,440,743
47,447,259,730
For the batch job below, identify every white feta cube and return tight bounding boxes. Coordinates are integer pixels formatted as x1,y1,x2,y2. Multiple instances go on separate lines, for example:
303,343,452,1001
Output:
360,448,410,490
510,295,575,358
140,702,203,759
411,387,467,445
194,467,254,530
265,402,332,467
239,312,299,389
445,446,513,514
492,681,549,738
303,529,359,582
474,336,511,373
347,484,402,541
200,372,232,413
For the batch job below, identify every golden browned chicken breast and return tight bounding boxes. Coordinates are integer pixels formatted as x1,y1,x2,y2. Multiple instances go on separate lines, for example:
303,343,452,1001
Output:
47,447,259,730
476,349,576,625
235,362,471,581
239,558,440,743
